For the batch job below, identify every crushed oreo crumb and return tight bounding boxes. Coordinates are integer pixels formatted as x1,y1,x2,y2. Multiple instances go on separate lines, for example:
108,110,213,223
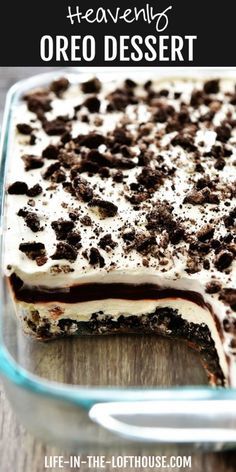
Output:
88,198,118,218
81,77,101,94
88,247,105,267
8,181,28,195
21,154,44,171
17,123,33,135
51,219,75,240
19,242,46,260
26,184,43,197
51,242,77,262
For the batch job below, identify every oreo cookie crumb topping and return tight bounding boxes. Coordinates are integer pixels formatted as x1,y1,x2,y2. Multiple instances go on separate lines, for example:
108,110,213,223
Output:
83,96,101,113
18,210,42,233
99,234,117,251
50,77,69,97
81,77,101,94
51,242,77,262
184,188,219,205
215,251,234,271
8,181,28,195
51,219,75,240
206,281,222,294
203,80,220,94
73,176,93,202
66,231,81,248
19,242,46,260
197,224,215,242
42,144,60,160
80,215,92,226
216,125,231,143
43,162,61,180
21,154,44,171
26,184,43,197
88,247,105,267
77,133,105,149
43,117,71,136
17,123,33,135
24,90,52,115
88,199,118,218
220,289,236,310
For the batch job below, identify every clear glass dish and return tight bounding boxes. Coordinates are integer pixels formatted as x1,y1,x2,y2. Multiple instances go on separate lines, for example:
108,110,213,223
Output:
0,68,236,452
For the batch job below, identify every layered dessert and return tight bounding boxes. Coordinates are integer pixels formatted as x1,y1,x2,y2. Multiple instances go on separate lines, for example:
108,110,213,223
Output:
4,74,236,386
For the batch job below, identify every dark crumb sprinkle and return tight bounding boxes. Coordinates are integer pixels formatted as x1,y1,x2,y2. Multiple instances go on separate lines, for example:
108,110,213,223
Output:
125,78,137,88
80,215,92,226
88,247,105,267
51,242,77,262
99,234,117,251
21,154,44,171
206,280,222,294
136,235,157,253
43,116,71,136
24,90,52,115
29,134,37,145
184,188,219,205
186,256,201,274
215,251,234,271
36,255,48,266
73,176,93,202
214,158,226,170
51,219,75,240
66,231,81,248
137,167,164,189
113,170,124,182
68,210,79,221
122,228,136,242
16,123,33,135
197,224,215,242
81,77,101,94
215,125,231,143
203,79,220,94
50,77,69,97
203,259,210,270
42,144,60,160
77,132,105,149
220,289,236,309
61,130,72,144
88,198,118,218
26,184,43,197
19,241,46,260
43,162,61,180
18,210,42,233
83,96,100,113
224,207,236,228
8,181,28,195
171,133,197,152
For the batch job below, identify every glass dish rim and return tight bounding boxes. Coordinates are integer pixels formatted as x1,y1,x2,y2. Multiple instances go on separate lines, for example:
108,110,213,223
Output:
0,67,236,409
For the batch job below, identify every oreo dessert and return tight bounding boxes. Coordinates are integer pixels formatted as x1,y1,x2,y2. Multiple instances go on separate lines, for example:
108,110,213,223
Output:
4,74,236,386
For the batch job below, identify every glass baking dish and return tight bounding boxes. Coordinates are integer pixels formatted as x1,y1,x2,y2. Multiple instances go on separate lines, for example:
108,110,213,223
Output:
0,68,236,452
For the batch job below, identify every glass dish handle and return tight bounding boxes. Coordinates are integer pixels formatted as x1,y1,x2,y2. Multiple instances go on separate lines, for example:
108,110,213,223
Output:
89,400,236,443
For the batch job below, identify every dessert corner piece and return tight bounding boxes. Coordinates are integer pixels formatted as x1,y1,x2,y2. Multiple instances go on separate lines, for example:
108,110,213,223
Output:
4,75,236,387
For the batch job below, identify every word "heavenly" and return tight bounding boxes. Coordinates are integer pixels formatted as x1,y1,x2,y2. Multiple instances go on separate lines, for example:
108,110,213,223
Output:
66,4,172,32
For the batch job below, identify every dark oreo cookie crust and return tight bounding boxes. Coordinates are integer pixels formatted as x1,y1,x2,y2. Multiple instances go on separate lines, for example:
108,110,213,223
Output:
22,307,225,386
